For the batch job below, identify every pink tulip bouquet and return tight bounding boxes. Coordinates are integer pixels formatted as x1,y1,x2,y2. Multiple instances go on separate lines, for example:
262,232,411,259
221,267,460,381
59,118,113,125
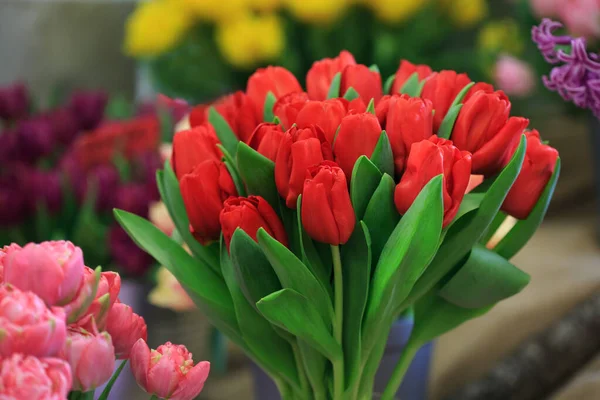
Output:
0,240,210,400
116,52,560,399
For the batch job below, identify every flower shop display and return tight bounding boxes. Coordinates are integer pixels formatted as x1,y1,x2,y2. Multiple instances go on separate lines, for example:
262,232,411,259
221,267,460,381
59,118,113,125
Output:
0,240,211,399
116,50,560,400
124,0,490,103
0,84,184,278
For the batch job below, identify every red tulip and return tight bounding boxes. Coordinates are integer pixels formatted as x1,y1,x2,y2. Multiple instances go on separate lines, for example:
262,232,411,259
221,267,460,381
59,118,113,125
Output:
344,97,368,114
333,112,382,178
395,136,472,227
452,90,527,176
180,160,237,244
464,82,495,102
172,124,222,180
306,50,357,100
421,70,472,132
220,196,288,249
188,104,210,127
273,92,309,129
247,123,285,162
247,67,303,120
295,99,347,143
301,161,355,245
340,64,383,104
383,95,435,175
501,130,559,219
275,126,333,208
106,301,148,359
390,60,433,94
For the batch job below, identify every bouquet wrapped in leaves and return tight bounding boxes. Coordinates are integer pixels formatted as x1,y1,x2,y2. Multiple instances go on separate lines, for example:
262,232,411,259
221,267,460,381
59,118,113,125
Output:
116,51,560,400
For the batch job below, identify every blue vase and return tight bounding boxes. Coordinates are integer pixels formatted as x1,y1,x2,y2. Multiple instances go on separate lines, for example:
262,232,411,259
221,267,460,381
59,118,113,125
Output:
251,317,433,400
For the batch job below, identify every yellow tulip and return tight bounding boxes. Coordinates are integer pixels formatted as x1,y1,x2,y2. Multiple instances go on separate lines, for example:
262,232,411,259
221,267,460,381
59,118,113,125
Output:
149,266,195,312
178,0,249,21
284,0,349,24
445,0,488,28
369,0,428,24
249,0,281,12
124,0,192,57
478,19,524,55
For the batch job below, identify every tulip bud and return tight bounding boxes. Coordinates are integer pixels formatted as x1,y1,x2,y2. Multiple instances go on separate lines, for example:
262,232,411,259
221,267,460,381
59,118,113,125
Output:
501,130,559,219
180,160,238,244
130,339,210,400
452,90,528,175
220,196,288,249
60,326,115,392
333,112,382,178
172,124,222,180
275,125,333,208
0,284,67,357
306,50,357,100
383,95,435,175
301,161,355,245
421,70,472,132
0,354,72,399
73,269,121,331
247,66,302,119
273,91,309,129
395,136,472,227
340,64,383,104
296,99,347,143
247,123,285,162
68,90,108,131
106,301,148,359
3,241,85,306
390,60,433,94
0,83,29,121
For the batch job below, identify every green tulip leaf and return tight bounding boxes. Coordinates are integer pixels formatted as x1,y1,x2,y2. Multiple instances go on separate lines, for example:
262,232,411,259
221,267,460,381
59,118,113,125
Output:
217,144,246,197
351,156,383,220
208,106,239,156
366,98,376,114
257,288,342,362
399,72,426,97
327,72,342,99
236,142,279,210
384,75,396,94
438,244,530,308
278,200,302,258
257,228,334,324
369,64,380,74
437,104,463,139
343,87,360,101
493,158,561,259
369,130,394,178
342,221,372,383
264,91,277,123
479,211,508,246
362,174,401,266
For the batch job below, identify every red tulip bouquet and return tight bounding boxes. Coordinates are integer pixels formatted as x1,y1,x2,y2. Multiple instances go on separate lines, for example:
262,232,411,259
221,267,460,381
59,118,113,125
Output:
115,51,560,400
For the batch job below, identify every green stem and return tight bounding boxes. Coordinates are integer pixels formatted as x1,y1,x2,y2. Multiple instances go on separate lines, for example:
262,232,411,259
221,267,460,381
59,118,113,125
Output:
97,360,128,400
380,341,419,400
331,245,344,400
210,327,228,374
149,395,159,400
291,341,310,394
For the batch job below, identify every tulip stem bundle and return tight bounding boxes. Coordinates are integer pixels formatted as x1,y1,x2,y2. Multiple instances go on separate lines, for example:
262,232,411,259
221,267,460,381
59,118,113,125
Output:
117,51,561,399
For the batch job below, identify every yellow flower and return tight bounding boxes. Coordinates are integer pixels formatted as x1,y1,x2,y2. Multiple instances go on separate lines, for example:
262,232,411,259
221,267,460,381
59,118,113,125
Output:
177,0,249,21
445,0,488,28
478,19,524,55
249,0,281,12
149,266,195,312
216,13,284,68
284,0,349,24
369,0,428,24
124,0,191,57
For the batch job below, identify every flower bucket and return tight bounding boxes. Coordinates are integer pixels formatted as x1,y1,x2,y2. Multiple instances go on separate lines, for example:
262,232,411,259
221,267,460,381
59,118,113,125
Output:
251,317,433,400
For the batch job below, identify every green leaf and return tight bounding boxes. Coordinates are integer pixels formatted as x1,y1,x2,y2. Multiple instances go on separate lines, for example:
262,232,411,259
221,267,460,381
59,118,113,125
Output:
157,104,175,143
327,72,342,99
351,156,383,220
438,244,530,308
406,135,527,306
257,228,334,324
236,142,279,210
362,174,400,266
230,229,281,307
105,95,133,120
217,144,246,197
384,75,396,94
220,239,299,388
208,106,239,156
366,98,376,114
264,91,277,123
257,289,342,362
369,64,380,74
493,158,561,259
343,87,360,101
399,72,426,97
369,131,394,178
437,82,474,138
342,222,372,384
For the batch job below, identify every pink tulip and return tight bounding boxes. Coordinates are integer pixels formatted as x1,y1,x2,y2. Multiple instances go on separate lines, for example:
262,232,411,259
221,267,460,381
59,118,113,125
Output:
106,301,148,359
74,270,121,331
63,266,101,324
560,0,600,39
0,284,67,357
130,339,210,400
494,56,536,97
0,354,72,400
3,241,84,306
530,0,561,17
0,243,21,282
60,326,115,392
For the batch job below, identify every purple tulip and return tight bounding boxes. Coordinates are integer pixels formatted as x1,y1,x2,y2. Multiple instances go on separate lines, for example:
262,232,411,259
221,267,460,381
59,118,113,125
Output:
25,169,63,214
0,129,19,163
48,108,80,146
0,171,29,226
15,118,54,164
108,225,153,277
113,184,151,218
132,151,162,201
0,83,30,122
68,91,108,131
85,164,120,211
